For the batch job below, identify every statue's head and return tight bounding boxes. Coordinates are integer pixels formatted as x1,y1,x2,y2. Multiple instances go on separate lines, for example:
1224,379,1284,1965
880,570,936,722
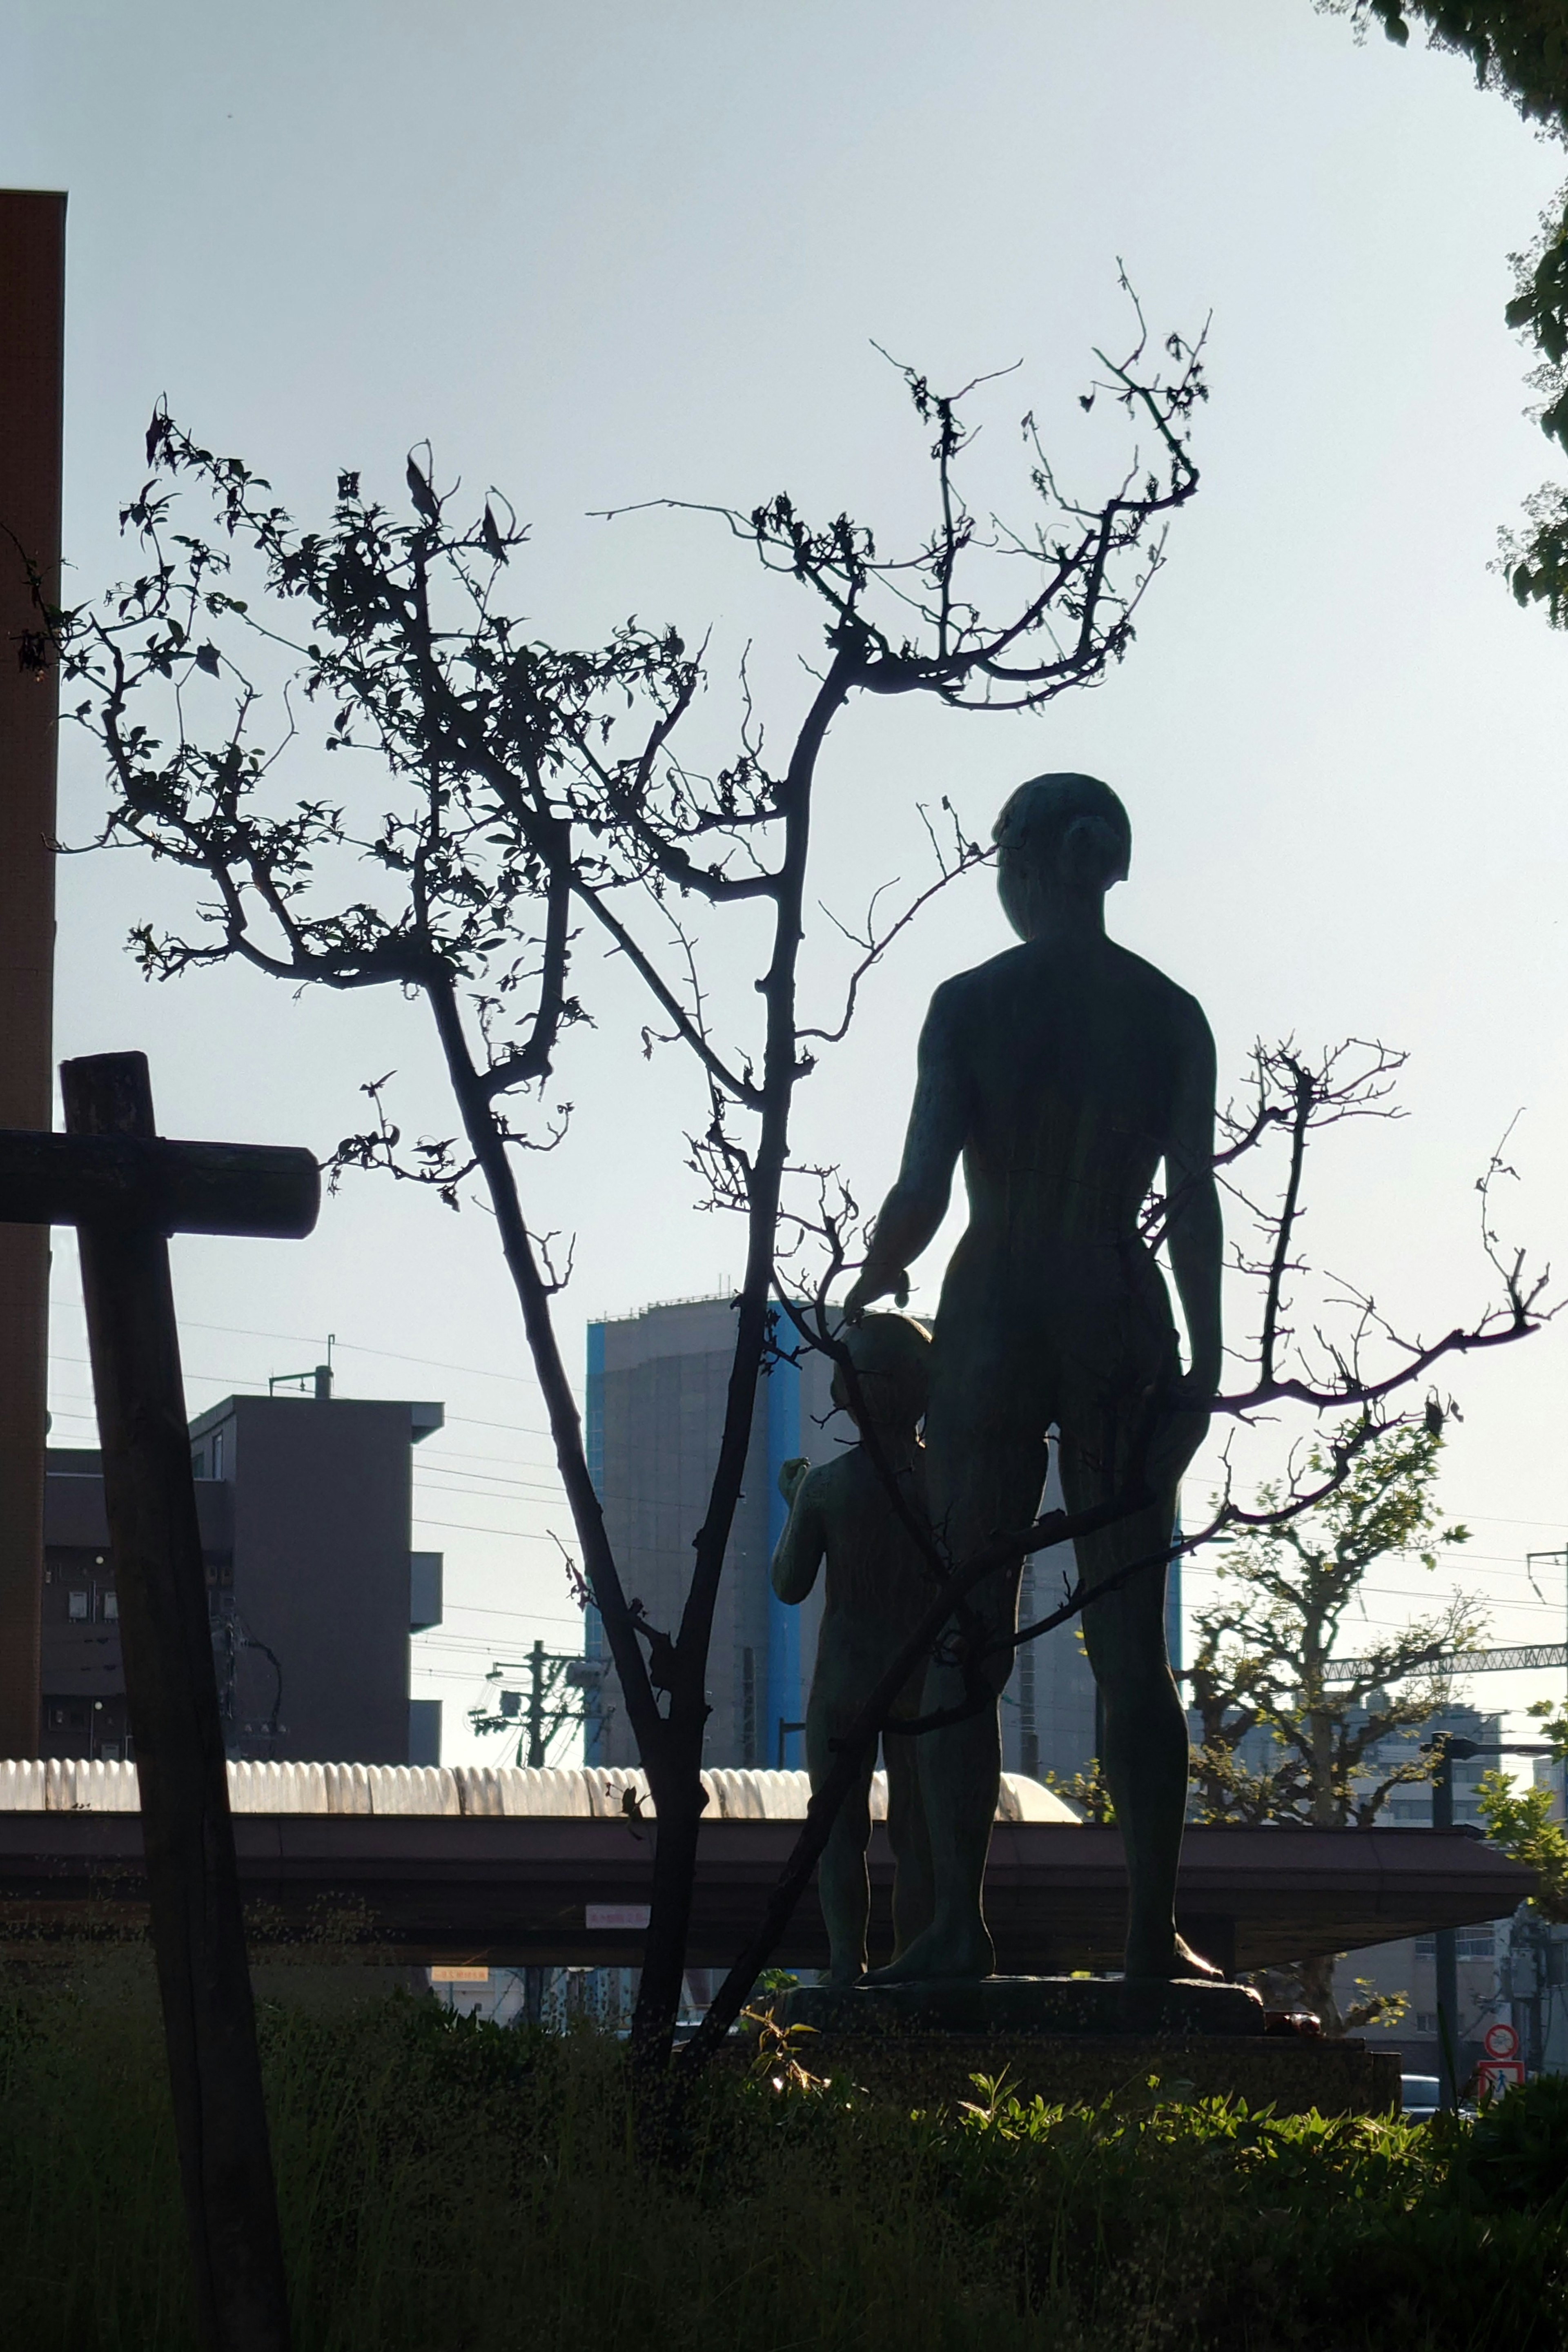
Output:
992,772,1131,940
830,1312,931,1433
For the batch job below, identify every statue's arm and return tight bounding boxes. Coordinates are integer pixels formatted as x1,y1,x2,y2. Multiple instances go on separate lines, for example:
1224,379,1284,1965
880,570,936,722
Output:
1164,999,1223,1397
771,1467,828,1604
844,984,969,1316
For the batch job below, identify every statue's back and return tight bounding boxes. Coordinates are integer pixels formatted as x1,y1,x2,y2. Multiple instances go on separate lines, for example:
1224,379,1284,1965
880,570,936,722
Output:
942,935,1200,1247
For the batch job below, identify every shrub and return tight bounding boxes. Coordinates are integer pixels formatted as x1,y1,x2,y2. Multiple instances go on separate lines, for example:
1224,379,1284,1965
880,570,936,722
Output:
4,1954,1568,2351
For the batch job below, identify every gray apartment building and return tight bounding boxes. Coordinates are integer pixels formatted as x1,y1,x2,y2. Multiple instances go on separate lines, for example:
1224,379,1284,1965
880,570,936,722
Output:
40,1378,445,1764
582,1296,1181,1781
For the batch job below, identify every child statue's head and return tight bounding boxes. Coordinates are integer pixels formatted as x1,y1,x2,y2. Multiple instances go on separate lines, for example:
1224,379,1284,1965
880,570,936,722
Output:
831,1312,931,1434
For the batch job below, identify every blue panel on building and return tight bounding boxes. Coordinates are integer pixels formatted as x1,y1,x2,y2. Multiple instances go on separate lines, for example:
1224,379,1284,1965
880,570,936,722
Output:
765,1354,802,1768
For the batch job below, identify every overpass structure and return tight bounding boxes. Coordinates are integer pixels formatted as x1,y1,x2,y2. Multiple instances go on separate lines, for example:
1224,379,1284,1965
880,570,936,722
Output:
1322,1642,1568,1685
0,1760,1535,1978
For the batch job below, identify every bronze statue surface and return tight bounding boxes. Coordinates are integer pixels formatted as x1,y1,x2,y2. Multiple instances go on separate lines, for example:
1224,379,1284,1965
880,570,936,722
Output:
771,1314,935,1983
845,772,1222,1983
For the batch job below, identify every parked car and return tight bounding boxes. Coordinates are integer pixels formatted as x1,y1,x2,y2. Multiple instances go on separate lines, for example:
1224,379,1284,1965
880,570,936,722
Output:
1400,2073,1477,2121
1401,2073,1441,2121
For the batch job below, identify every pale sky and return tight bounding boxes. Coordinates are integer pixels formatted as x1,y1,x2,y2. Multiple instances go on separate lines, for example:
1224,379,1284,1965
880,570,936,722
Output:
7,1,1568,1760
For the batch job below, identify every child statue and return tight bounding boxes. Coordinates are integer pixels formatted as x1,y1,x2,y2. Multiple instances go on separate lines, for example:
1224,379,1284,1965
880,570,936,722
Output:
770,1312,937,1986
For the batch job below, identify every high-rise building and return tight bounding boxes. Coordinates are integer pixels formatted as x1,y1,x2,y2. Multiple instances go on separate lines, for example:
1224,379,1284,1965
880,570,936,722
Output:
581,1300,1178,1782
38,1379,444,1764
584,1298,835,1769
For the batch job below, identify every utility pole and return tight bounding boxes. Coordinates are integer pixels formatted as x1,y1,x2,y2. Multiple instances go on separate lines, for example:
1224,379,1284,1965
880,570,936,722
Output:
1432,1733,1554,2106
470,1642,608,1768
1432,1735,1460,2112
526,1637,545,1768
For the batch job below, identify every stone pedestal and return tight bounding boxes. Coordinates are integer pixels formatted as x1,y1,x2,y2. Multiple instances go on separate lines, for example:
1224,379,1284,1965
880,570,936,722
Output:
763,1978,1399,2118
776,1974,1265,2039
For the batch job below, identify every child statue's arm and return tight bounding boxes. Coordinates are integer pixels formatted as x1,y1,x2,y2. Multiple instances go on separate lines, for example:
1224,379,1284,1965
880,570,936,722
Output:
771,1457,827,1604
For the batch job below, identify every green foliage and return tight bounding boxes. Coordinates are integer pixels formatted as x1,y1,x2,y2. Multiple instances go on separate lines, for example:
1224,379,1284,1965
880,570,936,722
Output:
1189,1423,1479,1830
1476,1766,1568,1921
7,1961,1568,2351
1456,2071,1568,2214
1044,1756,1116,1824
1326,3,1568,129
1321,2,1568,623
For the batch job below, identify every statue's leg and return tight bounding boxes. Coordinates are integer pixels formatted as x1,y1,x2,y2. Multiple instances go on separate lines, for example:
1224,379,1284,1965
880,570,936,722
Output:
808,1691,876,1985
1058,1401,1212,1981
883,1715,935,1960
866,1367,1047,1984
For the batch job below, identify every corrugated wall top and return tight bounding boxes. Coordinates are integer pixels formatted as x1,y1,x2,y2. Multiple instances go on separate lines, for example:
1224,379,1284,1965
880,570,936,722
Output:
0,1758,1079,1822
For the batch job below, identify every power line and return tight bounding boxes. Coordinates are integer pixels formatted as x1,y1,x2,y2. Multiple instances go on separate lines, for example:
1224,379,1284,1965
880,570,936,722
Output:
412,1515,575,1544
430,1604,587,1629
49,1309,555,1394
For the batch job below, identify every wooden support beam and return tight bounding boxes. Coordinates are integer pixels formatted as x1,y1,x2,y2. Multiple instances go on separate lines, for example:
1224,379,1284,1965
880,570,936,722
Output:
0,189,65,1759
63,1051,293,2352
0,1128,319,1238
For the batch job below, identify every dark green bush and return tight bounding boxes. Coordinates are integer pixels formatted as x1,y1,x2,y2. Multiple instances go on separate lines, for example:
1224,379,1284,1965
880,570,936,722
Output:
4,1954,1568,2352
1451,2072,1568,2216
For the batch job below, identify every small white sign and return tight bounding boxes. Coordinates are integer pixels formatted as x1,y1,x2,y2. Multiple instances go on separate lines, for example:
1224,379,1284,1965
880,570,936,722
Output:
586,1904,651,1930
1483,2021,1520,2060
1477,2058,1526,2097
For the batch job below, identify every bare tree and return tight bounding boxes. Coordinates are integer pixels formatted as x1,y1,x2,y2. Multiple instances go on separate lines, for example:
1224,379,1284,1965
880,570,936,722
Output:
54,290,1209,2070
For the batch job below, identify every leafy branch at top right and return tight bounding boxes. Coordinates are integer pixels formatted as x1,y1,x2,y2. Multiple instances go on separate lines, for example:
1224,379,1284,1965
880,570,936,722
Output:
1323,1,1568,621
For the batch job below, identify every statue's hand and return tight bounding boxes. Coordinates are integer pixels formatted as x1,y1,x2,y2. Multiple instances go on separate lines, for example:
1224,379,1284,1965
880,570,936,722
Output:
777,1456,811,1505
842,1263,910,1323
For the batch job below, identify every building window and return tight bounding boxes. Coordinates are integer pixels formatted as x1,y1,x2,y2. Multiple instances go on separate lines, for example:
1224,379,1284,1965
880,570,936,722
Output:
192,1448,206,1478
103,1592,118,1621
1416,2011,1438,2033
212,1431,225,1480
1414,1931,1494,1963
67,1590,89,1621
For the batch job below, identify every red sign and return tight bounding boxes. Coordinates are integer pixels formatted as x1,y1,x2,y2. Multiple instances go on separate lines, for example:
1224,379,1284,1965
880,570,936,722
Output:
1477,2058,1526,2098
1484,2022,1520,2060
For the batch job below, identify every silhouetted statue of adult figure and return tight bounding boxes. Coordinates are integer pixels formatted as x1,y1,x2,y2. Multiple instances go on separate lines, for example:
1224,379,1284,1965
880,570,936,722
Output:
844,773,1222,1984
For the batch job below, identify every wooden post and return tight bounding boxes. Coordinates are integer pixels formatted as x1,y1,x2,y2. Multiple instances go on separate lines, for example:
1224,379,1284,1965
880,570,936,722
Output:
0,190,65,1757
62,1051,292,2352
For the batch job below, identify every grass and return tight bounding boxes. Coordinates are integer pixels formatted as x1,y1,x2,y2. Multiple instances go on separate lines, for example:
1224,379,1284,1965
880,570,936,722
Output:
3,1948,1567,2352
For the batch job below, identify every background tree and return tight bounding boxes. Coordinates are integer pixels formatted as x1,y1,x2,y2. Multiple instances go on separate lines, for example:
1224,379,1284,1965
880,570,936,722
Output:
1478,1697,1568,1924
1189,1418,1482,2029
1188,1420,1482,1829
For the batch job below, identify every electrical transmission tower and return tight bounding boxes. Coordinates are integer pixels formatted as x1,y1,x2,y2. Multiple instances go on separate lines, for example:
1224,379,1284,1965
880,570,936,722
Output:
468,1639,609,1767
